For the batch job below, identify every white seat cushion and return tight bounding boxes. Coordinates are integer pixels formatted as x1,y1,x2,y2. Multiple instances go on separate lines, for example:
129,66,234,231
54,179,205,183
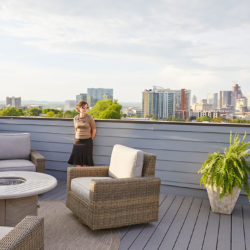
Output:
0,133,31,160
108,144,144,178
0,159,36,172
71,177,112,201
0,226,13,240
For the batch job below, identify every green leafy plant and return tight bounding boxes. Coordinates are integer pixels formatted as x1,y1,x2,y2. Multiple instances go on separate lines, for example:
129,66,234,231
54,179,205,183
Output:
198,132,250,200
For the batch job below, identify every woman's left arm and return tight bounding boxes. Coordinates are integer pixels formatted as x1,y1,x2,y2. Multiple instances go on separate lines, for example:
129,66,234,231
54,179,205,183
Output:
91,128,96,139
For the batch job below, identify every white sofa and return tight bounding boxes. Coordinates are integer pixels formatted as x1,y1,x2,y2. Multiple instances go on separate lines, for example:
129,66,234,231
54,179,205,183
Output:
0,133,45,172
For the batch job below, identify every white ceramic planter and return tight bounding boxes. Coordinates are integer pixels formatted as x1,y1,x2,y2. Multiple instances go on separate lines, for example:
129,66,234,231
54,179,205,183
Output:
206,185,241,214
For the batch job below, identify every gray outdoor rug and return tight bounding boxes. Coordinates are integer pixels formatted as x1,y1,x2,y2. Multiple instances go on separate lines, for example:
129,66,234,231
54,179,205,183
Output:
38,200,120,250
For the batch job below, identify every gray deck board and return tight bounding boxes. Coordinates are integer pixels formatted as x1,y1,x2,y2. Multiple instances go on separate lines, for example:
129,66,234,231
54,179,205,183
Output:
129,194,175,250
119,225,144,250
202,211,220,250
159,197,193,250
38,180,250,250
217,214,231,250
232,205,245,250
173,198,202,250
243,205,250,250
188,199,210,250
144,196,184,250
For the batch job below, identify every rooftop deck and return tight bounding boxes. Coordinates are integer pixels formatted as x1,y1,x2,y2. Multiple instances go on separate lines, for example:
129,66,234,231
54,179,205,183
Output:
40,180,250,250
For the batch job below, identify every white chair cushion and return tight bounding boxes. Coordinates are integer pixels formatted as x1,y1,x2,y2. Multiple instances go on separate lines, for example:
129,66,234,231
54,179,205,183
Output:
0,159,36,172
0,226,13,240
71,177,112,201
108,144,144,178
0,133,31,160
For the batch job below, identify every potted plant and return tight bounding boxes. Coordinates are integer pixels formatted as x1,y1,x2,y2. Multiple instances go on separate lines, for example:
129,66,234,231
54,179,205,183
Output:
198,132,250,214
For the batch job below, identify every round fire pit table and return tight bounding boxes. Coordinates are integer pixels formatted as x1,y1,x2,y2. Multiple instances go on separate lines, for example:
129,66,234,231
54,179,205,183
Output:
0,171,57,226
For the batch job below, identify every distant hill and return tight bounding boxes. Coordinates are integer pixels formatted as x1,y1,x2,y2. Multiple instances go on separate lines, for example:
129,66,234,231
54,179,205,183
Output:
119,102,141,108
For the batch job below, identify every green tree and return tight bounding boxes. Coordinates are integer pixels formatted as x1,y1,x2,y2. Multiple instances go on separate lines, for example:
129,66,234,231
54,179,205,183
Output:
24,108,42,116
211,117,231,123
146,114,153,119
45,111,55,117
196,116,211,122
0,107,24,116
42,108,62,115
63,110,78,118
231,118,250,124
88,99,122,119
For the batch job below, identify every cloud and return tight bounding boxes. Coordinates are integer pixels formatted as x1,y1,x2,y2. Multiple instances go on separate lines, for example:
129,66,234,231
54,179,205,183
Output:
0,0,250,101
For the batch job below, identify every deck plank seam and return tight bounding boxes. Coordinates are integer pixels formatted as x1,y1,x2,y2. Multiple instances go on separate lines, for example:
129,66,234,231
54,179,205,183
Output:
158,196,185,250
172,197,194,250
143,195,176,249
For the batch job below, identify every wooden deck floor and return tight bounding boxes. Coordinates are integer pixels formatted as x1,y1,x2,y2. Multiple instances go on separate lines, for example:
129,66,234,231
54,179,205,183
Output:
39,180,250,250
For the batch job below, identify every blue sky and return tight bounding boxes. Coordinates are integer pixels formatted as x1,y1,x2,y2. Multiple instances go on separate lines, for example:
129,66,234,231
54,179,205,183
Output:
0,0,249,102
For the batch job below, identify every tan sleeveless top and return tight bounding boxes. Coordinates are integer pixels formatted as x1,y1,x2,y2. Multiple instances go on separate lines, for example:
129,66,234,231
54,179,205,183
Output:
74,114,96,139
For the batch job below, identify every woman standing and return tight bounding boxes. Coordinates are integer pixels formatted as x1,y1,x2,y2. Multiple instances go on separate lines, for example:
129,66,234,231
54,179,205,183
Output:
68,101,96,167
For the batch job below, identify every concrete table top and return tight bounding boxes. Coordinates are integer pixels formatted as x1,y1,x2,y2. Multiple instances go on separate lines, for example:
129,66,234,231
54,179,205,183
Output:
0,171,57,199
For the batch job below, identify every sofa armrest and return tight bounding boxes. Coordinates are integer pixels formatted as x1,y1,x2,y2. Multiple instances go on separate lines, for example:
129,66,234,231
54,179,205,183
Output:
67,166,109,192
30,150,45,173
90,177,161,202
0,216,44,250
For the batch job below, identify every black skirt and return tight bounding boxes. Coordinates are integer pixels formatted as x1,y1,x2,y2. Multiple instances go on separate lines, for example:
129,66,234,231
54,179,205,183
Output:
68,138,94,166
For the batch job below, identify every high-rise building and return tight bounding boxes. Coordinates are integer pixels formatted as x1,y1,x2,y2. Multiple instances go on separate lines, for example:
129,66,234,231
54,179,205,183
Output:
87,88,113,107
64,100,76,111
207,93,218,109
142,87,191,119
219,91,232,109
6,96,21,108
76,93,87,104
192,95,197,105
232,83,243,109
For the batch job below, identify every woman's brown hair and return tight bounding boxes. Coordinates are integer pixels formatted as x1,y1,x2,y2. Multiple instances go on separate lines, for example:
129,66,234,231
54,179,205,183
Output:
76,101,88,112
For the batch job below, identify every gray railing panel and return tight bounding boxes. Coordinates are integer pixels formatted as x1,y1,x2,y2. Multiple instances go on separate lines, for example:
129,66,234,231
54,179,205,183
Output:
0,118,249,192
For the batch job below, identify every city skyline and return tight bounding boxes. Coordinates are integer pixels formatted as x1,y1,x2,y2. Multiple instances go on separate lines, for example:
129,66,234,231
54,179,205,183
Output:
0,0,250,102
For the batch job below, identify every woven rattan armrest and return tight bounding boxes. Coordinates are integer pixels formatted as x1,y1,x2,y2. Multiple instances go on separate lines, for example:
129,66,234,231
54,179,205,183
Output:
90,177,161,202
67,166,109,191
0,216,44,250
30,150,45,173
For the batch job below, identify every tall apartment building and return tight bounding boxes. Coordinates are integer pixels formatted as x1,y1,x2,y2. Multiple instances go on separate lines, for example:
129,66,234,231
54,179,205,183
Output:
76,93,87,104
6,96,21,108
219,91,232,109
142,87,191,119
87,88,113,107
207,93,218,109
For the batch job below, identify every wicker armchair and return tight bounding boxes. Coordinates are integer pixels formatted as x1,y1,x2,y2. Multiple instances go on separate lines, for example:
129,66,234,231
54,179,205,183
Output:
0,216,44,250
66,151,161,230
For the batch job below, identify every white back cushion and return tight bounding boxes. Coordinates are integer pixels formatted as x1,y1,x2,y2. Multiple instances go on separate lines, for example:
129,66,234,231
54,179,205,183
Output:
109,144,144,178
0,226,13,240
0,133,31,160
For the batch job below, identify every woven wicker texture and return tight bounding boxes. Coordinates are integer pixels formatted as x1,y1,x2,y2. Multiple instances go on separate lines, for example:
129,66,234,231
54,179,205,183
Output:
30,150,45,173
66,152,161,230
0,216,44,250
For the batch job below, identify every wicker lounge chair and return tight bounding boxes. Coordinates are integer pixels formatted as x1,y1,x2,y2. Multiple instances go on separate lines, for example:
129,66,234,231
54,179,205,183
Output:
0,216,44,250
66,145,161,230
0,133,45,172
